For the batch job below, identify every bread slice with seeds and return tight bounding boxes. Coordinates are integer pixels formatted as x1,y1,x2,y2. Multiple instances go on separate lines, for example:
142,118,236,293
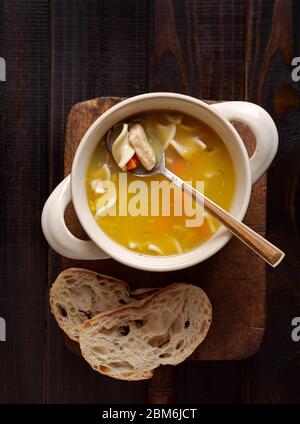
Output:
79,283,212,381
50,268,158,342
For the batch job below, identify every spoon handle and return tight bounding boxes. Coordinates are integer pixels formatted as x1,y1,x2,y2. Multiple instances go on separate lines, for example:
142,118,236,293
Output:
162,168,285,267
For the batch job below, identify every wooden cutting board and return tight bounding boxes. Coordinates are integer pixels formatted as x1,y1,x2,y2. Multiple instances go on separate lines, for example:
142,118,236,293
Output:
62,97,266,362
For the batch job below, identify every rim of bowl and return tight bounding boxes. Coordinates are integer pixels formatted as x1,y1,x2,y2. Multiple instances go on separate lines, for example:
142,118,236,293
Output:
71,92,252,271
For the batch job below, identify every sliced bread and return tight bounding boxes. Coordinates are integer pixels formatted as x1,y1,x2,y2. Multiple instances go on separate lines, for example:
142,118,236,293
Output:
79,283,212,381
50,268,158,342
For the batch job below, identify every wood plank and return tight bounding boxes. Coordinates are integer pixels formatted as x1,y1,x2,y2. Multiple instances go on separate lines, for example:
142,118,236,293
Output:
46,0,149,403
245,0,300,403
176,361,247,403
148,0,249,403
0,0,49,403
149,0,246,100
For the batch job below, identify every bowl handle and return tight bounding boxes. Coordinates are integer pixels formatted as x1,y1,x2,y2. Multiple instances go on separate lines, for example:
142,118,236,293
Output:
41,175,109,260
210,101,278,184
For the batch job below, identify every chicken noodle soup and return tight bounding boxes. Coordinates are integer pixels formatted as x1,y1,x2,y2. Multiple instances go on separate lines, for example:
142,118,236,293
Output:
86,111,235,256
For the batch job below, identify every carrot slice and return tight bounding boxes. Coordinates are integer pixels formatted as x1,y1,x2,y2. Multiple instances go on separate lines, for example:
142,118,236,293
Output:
126,155,138,170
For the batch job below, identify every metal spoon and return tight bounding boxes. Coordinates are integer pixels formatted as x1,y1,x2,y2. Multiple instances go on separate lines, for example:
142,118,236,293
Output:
107,124,285,267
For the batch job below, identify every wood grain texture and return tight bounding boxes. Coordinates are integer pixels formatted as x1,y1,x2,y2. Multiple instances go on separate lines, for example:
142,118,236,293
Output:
148,366,175,404
0,0,49,403
245,0,300,404
149,0,246,99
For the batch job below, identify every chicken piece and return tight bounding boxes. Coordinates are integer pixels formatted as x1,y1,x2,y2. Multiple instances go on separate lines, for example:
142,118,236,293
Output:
128,123,156,171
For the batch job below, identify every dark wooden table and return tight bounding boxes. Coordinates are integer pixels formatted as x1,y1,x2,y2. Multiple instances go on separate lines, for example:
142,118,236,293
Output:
1,0,300,404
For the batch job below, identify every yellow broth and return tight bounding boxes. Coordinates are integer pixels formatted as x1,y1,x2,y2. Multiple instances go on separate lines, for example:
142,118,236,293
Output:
86,111,235,255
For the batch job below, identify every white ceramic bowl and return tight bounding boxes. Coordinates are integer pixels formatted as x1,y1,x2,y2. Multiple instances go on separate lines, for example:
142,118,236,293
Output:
42,93,278,271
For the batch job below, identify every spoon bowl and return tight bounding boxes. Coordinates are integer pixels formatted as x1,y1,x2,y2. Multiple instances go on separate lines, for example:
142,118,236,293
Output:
107,123,166,177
